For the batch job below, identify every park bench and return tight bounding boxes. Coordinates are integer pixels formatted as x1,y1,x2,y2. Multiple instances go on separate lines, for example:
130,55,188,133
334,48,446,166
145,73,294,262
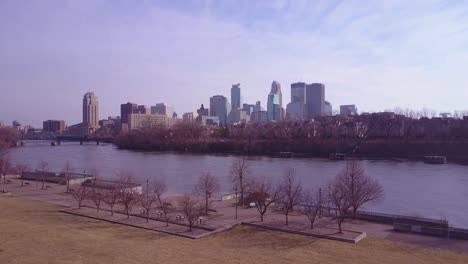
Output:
175,215,185,221
156,211,164,218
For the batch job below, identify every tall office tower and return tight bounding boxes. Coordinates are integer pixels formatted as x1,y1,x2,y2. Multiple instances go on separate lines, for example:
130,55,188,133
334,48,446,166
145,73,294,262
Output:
286,82,307,120
291,82,306,103
305,83,325,118
83,92,99,135
210,95,230,125
231,83,241,110
267,81,284,121
120,102,138,124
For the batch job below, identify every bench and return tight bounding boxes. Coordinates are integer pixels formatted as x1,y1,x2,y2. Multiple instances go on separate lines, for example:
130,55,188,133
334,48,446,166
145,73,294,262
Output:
175,215,185,221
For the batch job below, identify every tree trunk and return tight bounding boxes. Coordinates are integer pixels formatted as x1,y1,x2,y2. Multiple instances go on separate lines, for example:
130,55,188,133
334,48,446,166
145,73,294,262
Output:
352,208,357,219
285,213,289,226
205,196,209,215
110,206,114,216
147,210,150,223
260,213,264,222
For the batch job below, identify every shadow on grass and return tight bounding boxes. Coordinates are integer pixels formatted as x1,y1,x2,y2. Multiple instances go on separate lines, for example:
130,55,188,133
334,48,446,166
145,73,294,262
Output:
219,226,318,250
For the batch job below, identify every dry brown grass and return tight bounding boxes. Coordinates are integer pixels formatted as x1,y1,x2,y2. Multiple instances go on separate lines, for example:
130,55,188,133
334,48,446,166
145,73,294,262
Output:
1,195,467,264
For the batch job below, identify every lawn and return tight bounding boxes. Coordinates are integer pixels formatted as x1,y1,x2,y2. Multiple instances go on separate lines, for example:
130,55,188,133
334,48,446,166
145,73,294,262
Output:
1,195,467,264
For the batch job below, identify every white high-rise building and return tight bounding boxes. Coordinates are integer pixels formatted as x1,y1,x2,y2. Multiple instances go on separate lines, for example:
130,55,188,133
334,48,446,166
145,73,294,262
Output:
82,92,99,135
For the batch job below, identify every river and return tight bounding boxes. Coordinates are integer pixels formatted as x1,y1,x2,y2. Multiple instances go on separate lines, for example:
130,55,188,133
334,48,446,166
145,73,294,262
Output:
7,140,468,228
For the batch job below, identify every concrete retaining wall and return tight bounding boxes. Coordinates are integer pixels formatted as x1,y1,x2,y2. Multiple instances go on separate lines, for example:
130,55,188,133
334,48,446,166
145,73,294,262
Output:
394,223,468,240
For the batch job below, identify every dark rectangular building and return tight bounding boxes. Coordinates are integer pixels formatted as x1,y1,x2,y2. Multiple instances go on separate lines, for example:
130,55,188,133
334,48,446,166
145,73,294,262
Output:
120,102,138,124
305,83,325,118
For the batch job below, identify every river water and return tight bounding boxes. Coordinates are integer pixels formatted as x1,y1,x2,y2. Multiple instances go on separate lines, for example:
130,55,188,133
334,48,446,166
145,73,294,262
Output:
7,141,468,227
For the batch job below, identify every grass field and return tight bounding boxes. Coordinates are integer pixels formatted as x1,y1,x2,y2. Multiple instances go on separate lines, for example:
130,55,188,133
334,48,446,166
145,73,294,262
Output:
1,196,468,264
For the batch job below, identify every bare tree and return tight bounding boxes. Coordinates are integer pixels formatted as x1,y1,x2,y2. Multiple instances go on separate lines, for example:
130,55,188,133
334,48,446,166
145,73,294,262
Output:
62,161,73,193
15,162,30,187
303,189,322,229
249,178,282,222
278,168,303,225
102,184,121,216
90,177,103,212
158,198,175,227
0,156,11,185
152,180,173,226
118,175,140,219
71,185,88,209
328,178,351,234
338,160,384,218
231,156,251,206
193,172,220,215
178,195,204,232
153,179,168,202
38,161,48,190
140,179,159,222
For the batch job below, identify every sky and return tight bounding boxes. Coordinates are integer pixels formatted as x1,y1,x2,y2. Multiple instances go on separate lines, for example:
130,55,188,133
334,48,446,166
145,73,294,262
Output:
1,0,468,127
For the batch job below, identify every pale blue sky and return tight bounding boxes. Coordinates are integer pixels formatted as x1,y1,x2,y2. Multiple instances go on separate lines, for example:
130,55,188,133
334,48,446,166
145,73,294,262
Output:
1,0,468,126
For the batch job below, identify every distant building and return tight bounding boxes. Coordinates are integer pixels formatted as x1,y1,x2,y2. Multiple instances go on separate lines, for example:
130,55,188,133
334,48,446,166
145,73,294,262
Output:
196,115,219,126
197,104,209,117
151,103,174,118
231,84,241,110
267,81,284,121
83,92,99,135
99,116,121,127
137,105,150,115
251,111,268,123
43,120,65,133
182,112,194,123
210,95,230,126
242,103,255,115
324,101,333,116
286,102,306,120
128,113,179,130
120,102,138,125
228,109,250,125
12,120,22,130
291,82,306,103
253,101,262,112
340,105,358,116
305,83,325,118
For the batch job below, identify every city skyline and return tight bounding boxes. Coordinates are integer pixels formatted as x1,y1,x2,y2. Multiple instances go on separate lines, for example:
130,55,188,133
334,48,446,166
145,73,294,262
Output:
2,1,468,126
